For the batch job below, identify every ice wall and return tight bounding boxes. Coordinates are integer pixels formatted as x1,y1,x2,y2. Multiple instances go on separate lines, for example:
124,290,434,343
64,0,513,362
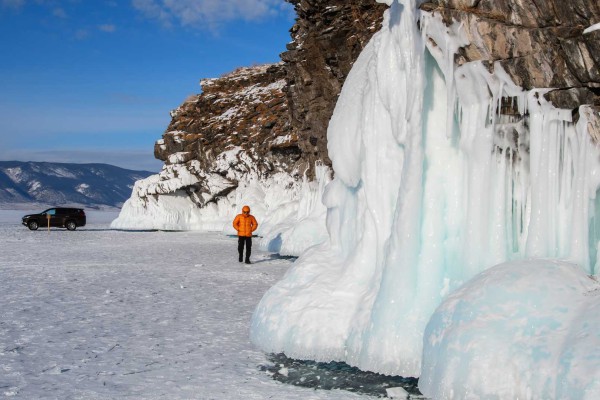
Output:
250,0,600,377
258,164,331,256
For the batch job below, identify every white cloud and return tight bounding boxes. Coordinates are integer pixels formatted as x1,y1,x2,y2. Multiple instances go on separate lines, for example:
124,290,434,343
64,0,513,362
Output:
131,0,292,29
74,29,88,40
52,7,67,18
132,0,172,27
98,24,116,32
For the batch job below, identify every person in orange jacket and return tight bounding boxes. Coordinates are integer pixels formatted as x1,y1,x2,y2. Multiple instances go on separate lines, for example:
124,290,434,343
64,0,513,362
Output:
232,205,258,264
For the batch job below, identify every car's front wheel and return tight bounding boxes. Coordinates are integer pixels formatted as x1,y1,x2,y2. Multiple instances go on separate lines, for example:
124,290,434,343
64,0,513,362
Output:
65,220,77,231
28,221,39,231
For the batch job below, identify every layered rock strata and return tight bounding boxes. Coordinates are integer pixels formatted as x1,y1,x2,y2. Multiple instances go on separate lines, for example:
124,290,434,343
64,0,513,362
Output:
421,0,600,134
282,0,386,173
112,2,387,234
148,63,299,208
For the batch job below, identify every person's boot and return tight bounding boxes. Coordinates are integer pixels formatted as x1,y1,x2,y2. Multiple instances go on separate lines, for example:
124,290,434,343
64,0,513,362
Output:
245,259,251,264
239,254,243,263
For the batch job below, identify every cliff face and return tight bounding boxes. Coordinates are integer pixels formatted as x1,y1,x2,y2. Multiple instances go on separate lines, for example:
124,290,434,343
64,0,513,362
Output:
157,0,600,184
147,63,300,209
421,0,600,132
133,1,386,211
116,0,600,234
155,0,387,181
282,0,386,171
155,64,298,178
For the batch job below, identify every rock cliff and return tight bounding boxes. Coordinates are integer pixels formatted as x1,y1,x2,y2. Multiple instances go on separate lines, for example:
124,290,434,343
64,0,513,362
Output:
151,0,385,190
115,0,600,237
149,63,300,209
282,0,386,172
112,0,386,233
421,0,600,133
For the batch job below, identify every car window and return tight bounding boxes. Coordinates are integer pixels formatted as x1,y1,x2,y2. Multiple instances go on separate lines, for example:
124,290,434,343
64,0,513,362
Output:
46,209,56,216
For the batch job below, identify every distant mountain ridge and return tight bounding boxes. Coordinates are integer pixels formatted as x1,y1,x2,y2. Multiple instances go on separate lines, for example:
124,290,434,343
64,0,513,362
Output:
0,161,154,208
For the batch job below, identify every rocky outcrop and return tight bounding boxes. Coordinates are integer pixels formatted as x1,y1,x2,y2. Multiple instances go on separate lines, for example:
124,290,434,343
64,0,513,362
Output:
154,64,300,173
149,63,301,208
421,0,600,132
156,63,298,174
282,0,386,173
140,2,387,206
117,0,600,233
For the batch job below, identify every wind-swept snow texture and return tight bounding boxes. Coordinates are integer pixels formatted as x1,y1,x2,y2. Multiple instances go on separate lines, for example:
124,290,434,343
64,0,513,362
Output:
0,210,371,400
251,0,600,381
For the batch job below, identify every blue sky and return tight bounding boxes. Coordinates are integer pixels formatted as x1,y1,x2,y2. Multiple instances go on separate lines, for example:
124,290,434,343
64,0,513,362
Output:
0,0,295,171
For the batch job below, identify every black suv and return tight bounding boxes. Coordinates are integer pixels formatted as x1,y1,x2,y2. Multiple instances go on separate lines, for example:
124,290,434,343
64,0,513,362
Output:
22,208,86,231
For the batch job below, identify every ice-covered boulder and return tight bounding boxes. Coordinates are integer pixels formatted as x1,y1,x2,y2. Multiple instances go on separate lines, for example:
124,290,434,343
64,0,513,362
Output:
420,259,600,400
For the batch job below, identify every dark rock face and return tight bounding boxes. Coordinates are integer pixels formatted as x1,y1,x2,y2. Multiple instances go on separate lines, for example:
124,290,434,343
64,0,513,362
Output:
155,63,298,179
146,63,305,208
148,2,387,202
282,0,386,173
421,0,600,110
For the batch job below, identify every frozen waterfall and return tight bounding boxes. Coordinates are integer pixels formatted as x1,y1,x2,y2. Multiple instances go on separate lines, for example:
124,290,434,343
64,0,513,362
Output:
250,0,600,382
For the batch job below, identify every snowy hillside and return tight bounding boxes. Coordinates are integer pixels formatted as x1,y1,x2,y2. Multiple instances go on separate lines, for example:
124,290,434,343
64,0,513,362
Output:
0,161,154,209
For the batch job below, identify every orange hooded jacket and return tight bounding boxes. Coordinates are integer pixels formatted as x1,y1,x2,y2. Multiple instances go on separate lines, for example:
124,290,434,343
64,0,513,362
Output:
233,206,258,237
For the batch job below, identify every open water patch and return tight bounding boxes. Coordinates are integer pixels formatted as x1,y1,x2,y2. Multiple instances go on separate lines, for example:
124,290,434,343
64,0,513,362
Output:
260,353,425,398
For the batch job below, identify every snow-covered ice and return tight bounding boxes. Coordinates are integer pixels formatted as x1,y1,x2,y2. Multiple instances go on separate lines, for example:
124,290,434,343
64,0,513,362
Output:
113,162,331,257
0,210,372,399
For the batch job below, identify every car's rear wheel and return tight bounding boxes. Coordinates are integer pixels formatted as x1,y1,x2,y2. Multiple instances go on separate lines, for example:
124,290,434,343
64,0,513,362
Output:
65,220,77,231
28,221,39,231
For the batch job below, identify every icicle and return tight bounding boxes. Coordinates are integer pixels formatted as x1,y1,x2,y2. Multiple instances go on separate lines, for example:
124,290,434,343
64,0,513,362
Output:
251,0,600,381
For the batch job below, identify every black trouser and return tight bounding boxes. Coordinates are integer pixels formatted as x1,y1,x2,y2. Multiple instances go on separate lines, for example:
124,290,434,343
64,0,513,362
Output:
238,236,252,262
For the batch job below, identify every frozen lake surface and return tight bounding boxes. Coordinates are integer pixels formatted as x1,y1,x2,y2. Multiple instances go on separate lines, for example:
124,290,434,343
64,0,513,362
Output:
0,210,379,399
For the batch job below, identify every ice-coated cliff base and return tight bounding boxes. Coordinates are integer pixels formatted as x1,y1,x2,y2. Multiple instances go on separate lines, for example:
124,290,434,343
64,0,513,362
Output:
251,0,600,393
111,165,331,257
